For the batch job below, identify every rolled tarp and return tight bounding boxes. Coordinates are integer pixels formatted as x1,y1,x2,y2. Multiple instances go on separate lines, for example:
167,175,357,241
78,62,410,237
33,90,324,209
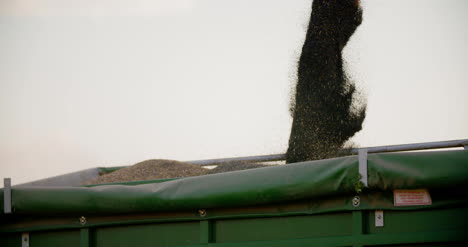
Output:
1,150,467,215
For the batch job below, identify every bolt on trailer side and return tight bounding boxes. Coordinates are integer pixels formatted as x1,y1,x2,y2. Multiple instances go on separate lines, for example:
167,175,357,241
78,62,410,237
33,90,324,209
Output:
1,141,468,246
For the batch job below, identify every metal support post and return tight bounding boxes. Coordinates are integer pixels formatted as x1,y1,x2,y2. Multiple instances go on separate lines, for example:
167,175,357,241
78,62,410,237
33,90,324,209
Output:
358,149,368,187
4,178,12,214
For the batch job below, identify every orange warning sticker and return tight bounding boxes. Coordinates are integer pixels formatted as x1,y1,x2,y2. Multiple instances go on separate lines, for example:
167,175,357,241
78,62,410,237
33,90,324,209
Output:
394,189,432,206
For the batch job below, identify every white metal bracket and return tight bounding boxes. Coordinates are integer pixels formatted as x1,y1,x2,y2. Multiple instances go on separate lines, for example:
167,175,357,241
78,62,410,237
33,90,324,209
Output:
375,210,384,227
358,149,368,187
4,178,12,214
22,233,29,247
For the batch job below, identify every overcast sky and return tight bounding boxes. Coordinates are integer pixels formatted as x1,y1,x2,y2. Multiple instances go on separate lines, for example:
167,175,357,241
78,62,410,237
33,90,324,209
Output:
1,0,467,185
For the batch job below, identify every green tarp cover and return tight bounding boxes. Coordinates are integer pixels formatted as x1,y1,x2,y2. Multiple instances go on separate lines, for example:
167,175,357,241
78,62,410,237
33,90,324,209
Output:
1,150,467,215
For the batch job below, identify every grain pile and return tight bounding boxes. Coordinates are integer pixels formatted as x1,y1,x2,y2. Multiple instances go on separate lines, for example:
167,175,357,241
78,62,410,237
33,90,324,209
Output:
82,159,273,185
82,159,209,185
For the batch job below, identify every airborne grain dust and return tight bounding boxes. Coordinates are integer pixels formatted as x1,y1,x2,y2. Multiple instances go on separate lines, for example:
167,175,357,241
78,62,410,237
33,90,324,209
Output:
286,0,366,163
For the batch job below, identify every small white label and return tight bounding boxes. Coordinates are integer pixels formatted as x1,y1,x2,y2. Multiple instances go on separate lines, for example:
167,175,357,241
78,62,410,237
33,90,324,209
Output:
375,210,384,227
22,233,29,247
394,189,432,206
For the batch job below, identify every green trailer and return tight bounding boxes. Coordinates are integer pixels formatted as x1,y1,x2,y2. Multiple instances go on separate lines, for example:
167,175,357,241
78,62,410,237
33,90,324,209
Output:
1,144,468,246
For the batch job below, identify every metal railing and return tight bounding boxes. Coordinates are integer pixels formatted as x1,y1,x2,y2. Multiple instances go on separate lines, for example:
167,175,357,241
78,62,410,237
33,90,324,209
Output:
187,139,468,166
13,139,468,186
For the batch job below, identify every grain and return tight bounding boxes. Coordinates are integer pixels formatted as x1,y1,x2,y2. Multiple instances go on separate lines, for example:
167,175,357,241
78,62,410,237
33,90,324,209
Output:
82,159,277,185
286,0,366,163
82,159,209,185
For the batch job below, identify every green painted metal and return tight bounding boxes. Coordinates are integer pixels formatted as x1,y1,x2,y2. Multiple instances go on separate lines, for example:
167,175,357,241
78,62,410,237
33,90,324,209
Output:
80,228,90,247
2,208,466,246
29,230,80,247
1,208,467,246
0,233,21,246
214,213,351,243
199,220,213,244
94,222,199,247
1,150,468,246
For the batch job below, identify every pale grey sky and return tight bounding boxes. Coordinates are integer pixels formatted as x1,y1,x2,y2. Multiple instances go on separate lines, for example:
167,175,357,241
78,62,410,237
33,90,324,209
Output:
1,0,467,184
